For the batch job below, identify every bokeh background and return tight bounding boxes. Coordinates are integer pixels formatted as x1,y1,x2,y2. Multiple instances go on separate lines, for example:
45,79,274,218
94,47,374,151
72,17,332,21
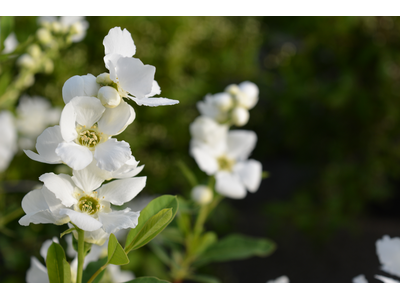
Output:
1,16,400,282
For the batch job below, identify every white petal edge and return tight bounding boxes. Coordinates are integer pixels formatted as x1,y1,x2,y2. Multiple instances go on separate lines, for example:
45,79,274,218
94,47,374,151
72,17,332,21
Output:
59,209,102,231
97,177,146,206
94,138,131,172
235,159,262,193
39,173,77,207
56,142,93,171
98,208,140,234
215,171,247,199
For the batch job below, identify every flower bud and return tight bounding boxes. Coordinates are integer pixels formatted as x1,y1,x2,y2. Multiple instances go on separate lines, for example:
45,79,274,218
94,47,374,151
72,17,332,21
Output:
231,107,249,127
97,86,121,108
211,92,233,112
225,84,240,95
96,73,113,86
17,54,36,70
36,28,52,45
27,44,42,59
43,59,54,74
191,185,213,205
238,81,259,109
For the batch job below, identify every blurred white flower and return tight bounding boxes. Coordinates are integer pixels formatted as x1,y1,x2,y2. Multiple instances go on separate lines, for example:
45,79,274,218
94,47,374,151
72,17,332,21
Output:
267,275,289,283
191,185,213,205
101,27,179,107
2,32,18,54
190,116,228,147
16,95,61,150
0,111,17,172
376,235,400,278
19,170,146,235
191,127,262,199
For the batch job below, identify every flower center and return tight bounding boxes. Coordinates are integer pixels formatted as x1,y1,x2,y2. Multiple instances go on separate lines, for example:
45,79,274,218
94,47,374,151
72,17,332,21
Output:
217,155,235,172
75,124,104,149
77,196,100,215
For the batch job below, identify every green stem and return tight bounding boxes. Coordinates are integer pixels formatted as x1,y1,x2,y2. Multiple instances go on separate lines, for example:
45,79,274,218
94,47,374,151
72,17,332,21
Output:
87,262,108,283
76,227,85,283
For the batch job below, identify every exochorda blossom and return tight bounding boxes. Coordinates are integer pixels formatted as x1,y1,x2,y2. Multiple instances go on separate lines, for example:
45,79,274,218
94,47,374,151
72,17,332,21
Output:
98,27,179,107
19,165,146,242
190,117,262,199
38,16,89,43
25,95,135,171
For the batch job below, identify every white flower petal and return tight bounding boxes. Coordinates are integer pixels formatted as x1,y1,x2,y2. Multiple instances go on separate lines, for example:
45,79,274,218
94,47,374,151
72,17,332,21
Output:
72,165,105,194
19,187,68,226
103,27,136,57
190,145,218,175
107,264,135,283
62,75,84,104
56,142,93,170
104,53,120,81
94,138,131,172
25,125,63,164
97,100,135,136
59,209,102,231
39,173,77,207
71,96,105,128
98,208,140,234
97,177,146,206
375,275,399,283
226,130,257,161
116,57,155,99
235,159,262,193
352,274,368,283
131,96,179,107
26,257,49,283
82,74,100,97
60,102,78,142
146,80,161,97
215,171,247,199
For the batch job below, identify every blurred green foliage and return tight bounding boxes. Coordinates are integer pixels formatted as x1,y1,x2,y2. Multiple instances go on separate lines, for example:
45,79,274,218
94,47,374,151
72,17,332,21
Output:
2,16,400,282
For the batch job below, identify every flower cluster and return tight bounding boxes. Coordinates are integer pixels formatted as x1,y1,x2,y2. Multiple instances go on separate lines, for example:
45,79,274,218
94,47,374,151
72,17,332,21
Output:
189,81,262,200
19,27,179,245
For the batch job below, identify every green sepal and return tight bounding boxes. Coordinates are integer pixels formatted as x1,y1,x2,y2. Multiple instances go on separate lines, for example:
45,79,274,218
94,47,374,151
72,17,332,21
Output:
125,276,169,283
82,257,108,283
46,242,72,283
60,227,76,239
125,195,179,253
108,233,129,265
194,234,276,267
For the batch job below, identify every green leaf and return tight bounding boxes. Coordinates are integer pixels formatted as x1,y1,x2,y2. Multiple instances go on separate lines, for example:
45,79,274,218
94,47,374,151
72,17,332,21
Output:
194,234,276,267
82,257,107,283
125,276,169,283
125,195,179,253
60,227,76,239
125,208,172,252
46,242,72,283
108,233,129,265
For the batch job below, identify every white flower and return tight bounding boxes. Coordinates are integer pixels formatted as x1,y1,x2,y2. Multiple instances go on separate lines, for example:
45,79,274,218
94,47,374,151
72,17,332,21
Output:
101,27,179,107
16,95,61,150
376,235,400,278
197,93,231,123
19,170,146,235
2,32,18,54
190,116,228,147
267,275,290,283
191,185,213,205
26,96,135,172
0,111,17,172
190,127,262,199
